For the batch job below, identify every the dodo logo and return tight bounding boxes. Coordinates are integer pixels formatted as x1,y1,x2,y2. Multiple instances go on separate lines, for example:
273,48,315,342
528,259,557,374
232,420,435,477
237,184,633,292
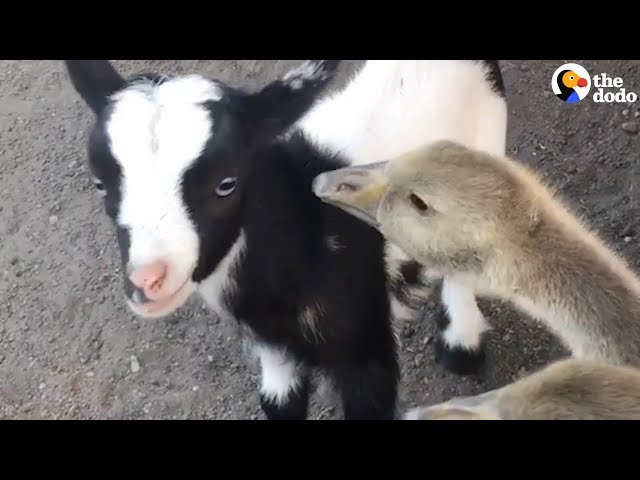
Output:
551,63,591,104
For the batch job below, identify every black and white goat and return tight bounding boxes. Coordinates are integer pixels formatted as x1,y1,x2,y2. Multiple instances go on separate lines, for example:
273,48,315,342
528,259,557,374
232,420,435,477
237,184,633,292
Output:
64,59,507,420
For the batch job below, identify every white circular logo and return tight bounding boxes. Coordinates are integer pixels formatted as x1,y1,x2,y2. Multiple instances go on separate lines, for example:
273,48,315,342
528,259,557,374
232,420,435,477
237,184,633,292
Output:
551,63,591,104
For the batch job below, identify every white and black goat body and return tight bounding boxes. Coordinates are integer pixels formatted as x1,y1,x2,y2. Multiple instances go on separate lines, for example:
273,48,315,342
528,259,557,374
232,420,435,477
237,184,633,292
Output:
64,59,507,420
65,60,399,420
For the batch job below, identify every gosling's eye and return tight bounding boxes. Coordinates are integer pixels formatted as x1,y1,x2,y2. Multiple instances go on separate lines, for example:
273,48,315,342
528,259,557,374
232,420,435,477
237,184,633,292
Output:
408,193,428,213
570,76,574,80
93,178,106,197
215,177,237,197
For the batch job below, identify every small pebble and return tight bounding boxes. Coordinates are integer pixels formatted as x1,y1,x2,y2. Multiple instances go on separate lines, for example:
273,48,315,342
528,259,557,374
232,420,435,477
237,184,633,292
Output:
519,64,529,72
621,225,635,237
422,335,432,345
623,109,630,117
38,382,46,391
207,355,214,363
635,111,640,118
86,371,94,377
48,215,58,225
192,385,200,392
143,404,151,414
413,353,424,367
250,414,258,420
130,355,141,373
624,236,632,243
621,121,638,134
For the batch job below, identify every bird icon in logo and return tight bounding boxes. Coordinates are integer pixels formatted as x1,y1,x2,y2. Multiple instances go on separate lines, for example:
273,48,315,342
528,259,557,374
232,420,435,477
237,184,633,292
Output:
555,69,589,103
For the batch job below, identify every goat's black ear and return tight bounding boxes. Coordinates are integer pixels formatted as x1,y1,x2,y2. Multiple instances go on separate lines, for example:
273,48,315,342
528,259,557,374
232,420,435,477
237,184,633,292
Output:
244,60,341,143
64,60,126,115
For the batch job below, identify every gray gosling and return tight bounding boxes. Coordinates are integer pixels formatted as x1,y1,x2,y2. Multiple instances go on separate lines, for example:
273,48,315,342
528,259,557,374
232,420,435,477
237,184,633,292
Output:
312,140,640,367
403,358,640,420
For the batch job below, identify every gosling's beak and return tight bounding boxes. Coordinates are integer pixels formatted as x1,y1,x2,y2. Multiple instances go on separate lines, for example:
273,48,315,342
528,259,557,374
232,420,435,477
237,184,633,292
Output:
403,390,502,420
312,161,389,228
404,405,500,420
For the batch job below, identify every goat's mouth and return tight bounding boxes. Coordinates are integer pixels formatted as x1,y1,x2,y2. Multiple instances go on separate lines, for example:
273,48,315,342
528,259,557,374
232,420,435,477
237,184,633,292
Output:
126,278,196,319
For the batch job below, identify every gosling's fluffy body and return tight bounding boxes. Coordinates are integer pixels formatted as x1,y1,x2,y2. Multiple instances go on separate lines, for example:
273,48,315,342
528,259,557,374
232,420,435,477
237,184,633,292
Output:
318,140,640,366
405,358,640,420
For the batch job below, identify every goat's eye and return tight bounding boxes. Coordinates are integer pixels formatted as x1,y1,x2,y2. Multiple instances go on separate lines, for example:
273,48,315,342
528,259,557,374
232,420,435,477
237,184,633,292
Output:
215,177,237,197
93,178,106,197
408,193,428,213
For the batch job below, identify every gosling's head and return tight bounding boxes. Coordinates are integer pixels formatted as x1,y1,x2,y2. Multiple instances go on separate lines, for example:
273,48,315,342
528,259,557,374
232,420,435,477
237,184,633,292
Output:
312,140,521,272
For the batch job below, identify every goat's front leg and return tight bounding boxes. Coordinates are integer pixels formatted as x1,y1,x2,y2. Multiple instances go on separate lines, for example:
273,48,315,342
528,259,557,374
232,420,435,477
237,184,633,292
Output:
254,343,310,420
434,278,489,375
331,349,400,420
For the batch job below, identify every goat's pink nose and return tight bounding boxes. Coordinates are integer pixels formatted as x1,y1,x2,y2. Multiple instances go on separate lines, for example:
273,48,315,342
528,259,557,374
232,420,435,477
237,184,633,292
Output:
129,261,168,295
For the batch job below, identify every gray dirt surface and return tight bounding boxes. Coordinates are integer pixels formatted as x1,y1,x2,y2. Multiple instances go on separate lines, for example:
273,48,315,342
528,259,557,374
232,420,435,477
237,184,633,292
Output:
1,60,639,419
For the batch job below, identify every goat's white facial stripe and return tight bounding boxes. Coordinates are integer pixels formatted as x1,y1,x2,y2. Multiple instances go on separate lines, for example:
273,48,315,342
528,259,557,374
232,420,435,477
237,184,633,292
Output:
105,75,223,290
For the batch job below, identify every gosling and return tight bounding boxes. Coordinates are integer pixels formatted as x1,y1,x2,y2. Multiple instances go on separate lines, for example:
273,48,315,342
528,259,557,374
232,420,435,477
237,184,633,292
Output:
403,358,640,420
312,140,640,366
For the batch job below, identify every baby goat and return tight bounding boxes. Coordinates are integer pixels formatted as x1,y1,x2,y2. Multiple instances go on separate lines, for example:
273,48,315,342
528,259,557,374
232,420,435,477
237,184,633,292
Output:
65,60,399,420
64,60,507,419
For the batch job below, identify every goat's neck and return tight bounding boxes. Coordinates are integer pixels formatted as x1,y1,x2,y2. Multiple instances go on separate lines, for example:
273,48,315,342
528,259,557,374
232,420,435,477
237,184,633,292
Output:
239,135,343,269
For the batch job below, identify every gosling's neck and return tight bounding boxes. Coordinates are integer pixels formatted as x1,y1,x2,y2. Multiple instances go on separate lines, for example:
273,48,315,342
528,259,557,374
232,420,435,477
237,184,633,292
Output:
492,206,640,365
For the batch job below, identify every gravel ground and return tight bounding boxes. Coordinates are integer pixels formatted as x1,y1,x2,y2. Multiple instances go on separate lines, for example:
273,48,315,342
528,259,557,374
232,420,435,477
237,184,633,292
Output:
1,59,639,419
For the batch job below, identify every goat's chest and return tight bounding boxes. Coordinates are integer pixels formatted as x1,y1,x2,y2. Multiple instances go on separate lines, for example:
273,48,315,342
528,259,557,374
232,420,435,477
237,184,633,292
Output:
197,274,237,323
196,234,246,323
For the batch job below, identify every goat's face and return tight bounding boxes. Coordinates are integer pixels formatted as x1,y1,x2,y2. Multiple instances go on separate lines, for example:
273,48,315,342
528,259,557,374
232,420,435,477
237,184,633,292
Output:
65,60,340,319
